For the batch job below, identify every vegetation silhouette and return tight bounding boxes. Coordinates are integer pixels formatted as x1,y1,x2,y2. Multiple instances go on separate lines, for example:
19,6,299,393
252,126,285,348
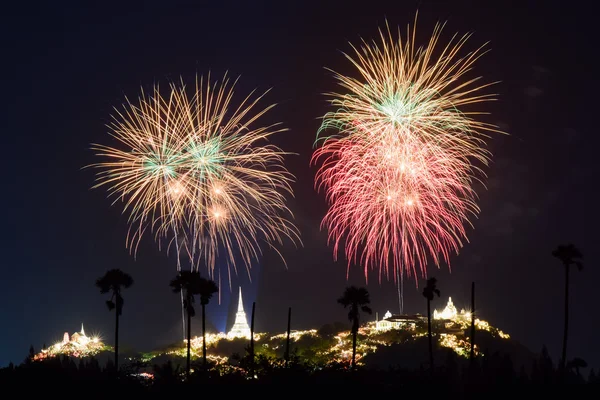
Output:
469,281,476,367
95,268,133,372
198,277,218,370
4,344,599,394
337,286,372,370
249,301,256,377
568,357,587,378
285,307,292,364
552,243,583,375
422,276,440,374
169,270,204,379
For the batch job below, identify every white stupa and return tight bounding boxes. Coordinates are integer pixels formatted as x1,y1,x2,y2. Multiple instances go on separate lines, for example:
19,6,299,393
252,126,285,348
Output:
434,297,458,320
227,286,251,339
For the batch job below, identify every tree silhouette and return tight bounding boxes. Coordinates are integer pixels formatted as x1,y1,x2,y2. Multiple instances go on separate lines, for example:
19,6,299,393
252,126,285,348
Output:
422,277,440,374
567,357,587,378
552,243,583,373
153,360,181,386
198,277,218,369
95,268,133,372
169,270,204,378
337,286,372,370
24,345,35,364
588,368,597,384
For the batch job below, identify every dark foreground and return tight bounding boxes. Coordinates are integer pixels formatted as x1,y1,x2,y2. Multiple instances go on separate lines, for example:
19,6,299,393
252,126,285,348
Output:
2,354,599,398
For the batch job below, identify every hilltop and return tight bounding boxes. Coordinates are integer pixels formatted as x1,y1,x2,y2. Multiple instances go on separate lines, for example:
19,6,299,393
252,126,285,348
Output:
30,297,535,375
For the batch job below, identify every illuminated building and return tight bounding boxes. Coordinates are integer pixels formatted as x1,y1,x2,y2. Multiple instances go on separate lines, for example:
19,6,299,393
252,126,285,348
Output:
375,310,424,331
434,297,472,322
227,287,251,339
33,324,107,361
434,297,458,320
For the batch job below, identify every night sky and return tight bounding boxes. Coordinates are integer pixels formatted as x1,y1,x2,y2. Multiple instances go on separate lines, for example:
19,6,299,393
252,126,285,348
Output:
1,0,597,370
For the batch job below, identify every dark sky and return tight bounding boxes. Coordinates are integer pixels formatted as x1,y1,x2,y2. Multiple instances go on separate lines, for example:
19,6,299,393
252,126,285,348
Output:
1,0,597,370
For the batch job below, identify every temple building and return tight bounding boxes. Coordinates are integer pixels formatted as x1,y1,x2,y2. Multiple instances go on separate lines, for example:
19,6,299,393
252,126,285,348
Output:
227,286,251,339
34,324,104,361
375,310,424,331
67,324,92,345
375,297,473,332
433,297,471,321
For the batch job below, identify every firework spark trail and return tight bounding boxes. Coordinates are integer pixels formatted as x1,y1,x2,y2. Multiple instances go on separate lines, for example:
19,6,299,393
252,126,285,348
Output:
315,130,478,280
88,74,301,284
313,15,503,287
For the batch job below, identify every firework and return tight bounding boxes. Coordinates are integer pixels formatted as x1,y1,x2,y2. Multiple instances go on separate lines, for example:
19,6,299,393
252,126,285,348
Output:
88,74,300,281
313,16,502,284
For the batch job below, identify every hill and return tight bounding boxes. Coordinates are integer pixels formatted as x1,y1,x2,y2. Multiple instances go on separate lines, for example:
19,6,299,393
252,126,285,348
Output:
30,297,535,375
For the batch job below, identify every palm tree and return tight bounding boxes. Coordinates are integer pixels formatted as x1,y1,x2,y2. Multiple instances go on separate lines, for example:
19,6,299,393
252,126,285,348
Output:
422,277,440,374
169,270,203,378
337,286,372,370
198,277,218,369
95,269,134,372
552,243,583,372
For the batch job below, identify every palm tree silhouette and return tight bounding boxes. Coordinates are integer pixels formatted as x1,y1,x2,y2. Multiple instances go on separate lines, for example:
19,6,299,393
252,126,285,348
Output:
198,277,218,369
422,277,440,374
169,270,203,378
95,269,133,372
337,286,372,370
552,243,583,373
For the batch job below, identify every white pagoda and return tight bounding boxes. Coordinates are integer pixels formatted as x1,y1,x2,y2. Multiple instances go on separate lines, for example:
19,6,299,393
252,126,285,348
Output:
433,297,471,322
227,286,251,339
434,297,458,320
